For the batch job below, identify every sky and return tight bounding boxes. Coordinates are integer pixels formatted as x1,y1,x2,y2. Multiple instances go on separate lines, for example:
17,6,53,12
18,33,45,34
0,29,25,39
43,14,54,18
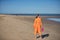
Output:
0,0,60,14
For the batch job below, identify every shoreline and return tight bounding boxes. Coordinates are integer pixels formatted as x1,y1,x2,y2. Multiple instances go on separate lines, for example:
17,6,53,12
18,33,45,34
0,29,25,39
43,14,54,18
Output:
0,15,60,40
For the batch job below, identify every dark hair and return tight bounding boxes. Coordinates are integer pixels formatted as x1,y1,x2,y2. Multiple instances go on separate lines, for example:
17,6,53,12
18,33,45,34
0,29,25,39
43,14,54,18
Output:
36,14,39,18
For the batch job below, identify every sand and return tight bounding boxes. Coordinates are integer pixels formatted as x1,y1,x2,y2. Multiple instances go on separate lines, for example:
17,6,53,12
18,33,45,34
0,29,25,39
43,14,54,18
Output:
0,15,60,40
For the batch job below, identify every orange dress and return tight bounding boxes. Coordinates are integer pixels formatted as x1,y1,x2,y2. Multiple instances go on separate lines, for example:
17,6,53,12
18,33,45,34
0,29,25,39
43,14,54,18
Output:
33,17,42,35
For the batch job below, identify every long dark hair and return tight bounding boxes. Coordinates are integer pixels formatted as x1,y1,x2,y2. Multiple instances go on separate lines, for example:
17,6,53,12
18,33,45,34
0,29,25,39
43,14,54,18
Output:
36,14,39,18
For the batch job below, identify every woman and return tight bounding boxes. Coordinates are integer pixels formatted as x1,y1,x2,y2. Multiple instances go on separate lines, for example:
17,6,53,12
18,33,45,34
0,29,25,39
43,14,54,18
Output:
33,14,42,39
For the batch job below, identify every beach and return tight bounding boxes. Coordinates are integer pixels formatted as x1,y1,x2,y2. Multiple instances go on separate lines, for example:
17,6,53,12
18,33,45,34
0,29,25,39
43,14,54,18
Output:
0,15,60,40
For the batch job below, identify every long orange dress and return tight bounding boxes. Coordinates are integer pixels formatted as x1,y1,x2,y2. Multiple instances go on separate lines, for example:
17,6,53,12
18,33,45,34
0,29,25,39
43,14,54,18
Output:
33,17,42,35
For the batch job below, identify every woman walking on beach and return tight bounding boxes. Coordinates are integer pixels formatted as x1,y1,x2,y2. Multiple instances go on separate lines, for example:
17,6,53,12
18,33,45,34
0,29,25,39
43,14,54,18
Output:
33,14,42,39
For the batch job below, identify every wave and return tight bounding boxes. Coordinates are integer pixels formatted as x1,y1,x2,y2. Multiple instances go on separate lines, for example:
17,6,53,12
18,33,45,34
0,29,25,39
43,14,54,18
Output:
47,18,60,22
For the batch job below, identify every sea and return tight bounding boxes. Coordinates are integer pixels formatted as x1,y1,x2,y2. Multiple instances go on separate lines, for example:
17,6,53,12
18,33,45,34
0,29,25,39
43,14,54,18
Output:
47,18,60,22
0,14,60,22
8,14,60,16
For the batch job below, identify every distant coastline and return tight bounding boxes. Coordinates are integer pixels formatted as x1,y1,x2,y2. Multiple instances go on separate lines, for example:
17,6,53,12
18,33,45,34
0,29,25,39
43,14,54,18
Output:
0,13,60,16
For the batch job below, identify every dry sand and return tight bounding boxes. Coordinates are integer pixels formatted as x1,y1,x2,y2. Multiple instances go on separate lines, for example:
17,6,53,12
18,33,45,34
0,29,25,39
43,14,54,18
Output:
0,15,60,40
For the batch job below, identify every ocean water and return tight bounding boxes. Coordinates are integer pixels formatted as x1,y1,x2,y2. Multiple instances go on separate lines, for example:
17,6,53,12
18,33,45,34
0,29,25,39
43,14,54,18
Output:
47,18,60,22
9,14,60,16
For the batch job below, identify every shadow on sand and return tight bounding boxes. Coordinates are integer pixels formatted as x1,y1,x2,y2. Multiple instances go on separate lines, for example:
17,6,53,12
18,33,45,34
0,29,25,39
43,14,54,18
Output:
37,34,49,39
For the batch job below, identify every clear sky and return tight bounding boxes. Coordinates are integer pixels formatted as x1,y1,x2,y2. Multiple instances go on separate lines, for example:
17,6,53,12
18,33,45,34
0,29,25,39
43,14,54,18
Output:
0,0,60,14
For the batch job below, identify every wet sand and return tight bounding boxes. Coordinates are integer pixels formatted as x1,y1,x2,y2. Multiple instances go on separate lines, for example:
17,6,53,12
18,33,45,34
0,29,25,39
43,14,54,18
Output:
0,15,60,40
